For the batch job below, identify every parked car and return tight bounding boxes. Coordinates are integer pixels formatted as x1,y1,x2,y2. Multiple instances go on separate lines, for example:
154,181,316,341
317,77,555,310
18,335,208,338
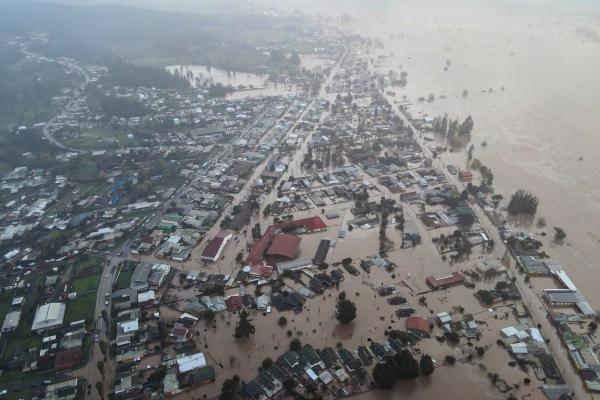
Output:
395,308,416,317
343,264,360,276
387,296,407,305
377,286,395,297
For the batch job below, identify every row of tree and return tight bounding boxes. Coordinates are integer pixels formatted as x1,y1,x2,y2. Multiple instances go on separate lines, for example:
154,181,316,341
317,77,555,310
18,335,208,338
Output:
372,350,435,389
431,114,474,137
507,189,539,215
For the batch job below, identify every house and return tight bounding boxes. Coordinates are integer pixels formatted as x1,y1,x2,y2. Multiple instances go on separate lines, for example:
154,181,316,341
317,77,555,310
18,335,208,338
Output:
2,310,21,332
148,264,171,288
31,303,66,332
177,353,207,373
138,290,156,307
130,263,152,291
276,257,313,274
406,317,431,338
43,378,80,400
225,295,242,312
281,351,303,374
426,272,465,289
266,234,301,260
171,323,193,342
201,232,233,262
301,344,325,370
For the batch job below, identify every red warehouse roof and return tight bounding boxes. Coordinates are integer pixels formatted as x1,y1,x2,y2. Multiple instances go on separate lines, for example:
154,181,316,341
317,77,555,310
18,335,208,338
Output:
266,234,302,259
406,317,431,337
426,272,465,289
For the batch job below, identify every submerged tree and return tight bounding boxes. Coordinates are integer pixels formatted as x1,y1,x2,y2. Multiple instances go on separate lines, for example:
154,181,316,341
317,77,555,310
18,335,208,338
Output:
507,189,539,215
335,296,357,324
554,226,567,241
419,354,435,376
459,115,474,135
289,338,302,352
220,375,241,400
373,362,397,389
234,309,255,339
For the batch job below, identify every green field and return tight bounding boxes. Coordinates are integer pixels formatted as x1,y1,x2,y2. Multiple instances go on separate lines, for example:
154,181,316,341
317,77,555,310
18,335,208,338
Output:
72,256,102,276
58,128,138,151
114,262,135,291
71,273,101,293
64,292,97,323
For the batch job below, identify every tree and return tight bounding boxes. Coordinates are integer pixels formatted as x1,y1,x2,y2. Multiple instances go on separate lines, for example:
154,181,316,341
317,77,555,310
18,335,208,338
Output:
372,362,397,389
507,190,539,215
278,316,288,329
335,297,357,324
554,226,567,241
233,309,255,339
419,354,435,376
147,366,167,384
445,355,456,365
289,338,302,352
459,115,474,135
262,357,273,370
394,349,420,380
220,375,240,400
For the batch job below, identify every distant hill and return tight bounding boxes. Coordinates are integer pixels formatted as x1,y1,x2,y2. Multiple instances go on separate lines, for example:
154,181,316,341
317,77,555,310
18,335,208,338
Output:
0,1,303,72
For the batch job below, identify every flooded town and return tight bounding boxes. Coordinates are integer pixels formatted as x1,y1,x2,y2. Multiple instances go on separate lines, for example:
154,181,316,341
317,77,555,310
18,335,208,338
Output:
0,1,599,400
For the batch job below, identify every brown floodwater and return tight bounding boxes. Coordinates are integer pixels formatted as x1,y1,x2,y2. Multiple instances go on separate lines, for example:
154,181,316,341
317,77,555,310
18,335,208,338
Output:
327,0,600,309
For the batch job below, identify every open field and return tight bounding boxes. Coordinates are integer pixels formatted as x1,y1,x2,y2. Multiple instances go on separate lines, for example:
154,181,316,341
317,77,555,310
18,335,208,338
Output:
65,292,97,323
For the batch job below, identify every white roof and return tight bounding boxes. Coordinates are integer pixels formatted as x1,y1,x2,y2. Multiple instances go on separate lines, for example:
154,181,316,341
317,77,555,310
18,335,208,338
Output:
530,328,544,343
516,330,530,340
120,320,139,333
2,311,21,330
177,353,207,373
510,342,528,354
501,326,519,337
31,303,66,331
319,371,333,385
138,290,156,303
305,367,318,381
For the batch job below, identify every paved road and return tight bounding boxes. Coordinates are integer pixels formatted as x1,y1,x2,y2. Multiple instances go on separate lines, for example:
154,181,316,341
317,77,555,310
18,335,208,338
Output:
21,45,90,153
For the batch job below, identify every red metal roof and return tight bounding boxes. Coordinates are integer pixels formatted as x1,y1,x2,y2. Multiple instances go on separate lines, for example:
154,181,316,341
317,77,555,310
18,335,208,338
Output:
406,317,430,336
55,347,82,370
202,231,229,258
426,272,465,289
225,295,242,312
266,234,301,259
247,217,326,265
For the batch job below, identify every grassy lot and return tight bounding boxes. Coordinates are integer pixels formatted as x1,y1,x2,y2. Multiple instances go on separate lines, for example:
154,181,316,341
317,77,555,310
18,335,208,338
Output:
49,181,109,213
65,256,103,323
60,128,138,151
71,273,101,293
113,262,136,291
64,292,97,323
72,256,102,276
